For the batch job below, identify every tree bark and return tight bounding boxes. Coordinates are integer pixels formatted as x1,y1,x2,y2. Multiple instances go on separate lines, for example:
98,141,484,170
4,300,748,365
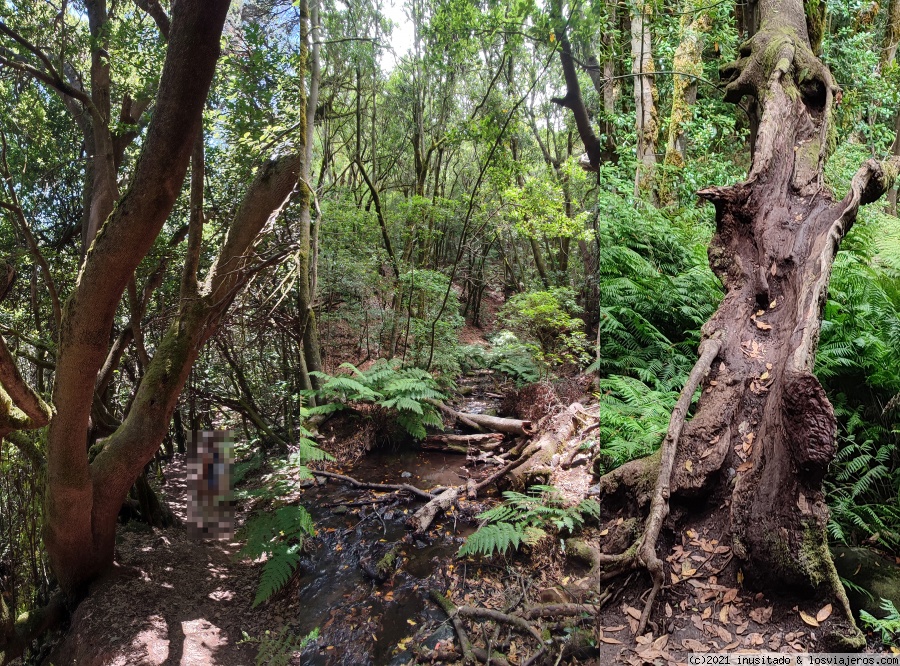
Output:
663,2,711,174
43,0,233,597
648,0,900,643
631,1,659,203
298,0,323,391
549,0,603,170
881,0,900,213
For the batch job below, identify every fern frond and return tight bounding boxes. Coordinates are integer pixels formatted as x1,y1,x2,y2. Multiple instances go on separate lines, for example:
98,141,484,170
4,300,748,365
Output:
253,544,301,607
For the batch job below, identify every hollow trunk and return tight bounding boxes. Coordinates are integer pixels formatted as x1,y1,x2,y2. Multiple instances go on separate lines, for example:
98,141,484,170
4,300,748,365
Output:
658,0,897,642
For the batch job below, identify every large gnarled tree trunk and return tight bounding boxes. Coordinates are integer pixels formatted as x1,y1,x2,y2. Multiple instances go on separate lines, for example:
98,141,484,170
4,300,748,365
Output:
677,0,900,636
592,0,899,646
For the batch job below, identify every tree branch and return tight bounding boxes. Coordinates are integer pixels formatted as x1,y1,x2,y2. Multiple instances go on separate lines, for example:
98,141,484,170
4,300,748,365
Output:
0,35,93,110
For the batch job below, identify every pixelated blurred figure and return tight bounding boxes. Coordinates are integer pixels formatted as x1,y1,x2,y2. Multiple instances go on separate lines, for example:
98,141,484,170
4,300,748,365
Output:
187,430,234,539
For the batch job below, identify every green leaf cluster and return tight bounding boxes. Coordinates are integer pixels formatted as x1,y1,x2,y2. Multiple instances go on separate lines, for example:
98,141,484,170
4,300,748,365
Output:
240,505,316,607
860,598,900,647
255,626,320,666
458,485,601,558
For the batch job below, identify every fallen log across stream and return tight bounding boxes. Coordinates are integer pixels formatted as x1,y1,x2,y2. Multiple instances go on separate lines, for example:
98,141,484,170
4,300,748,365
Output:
430,400,535,436
421,432,505,453
309,401,592,536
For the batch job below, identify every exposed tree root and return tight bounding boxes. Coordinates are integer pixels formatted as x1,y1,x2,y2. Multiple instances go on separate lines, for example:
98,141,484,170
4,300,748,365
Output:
0,592,67,666
430,590,553,666
456,605,543,643
430,590,477,665
575,337,722,635
520,603,601,619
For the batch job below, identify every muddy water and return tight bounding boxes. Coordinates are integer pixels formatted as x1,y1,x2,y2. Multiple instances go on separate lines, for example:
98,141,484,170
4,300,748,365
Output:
293,374,505,665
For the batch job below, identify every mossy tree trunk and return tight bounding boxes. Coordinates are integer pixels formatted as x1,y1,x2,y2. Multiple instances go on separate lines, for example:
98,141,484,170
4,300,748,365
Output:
662,0,711,203
631,0,659,203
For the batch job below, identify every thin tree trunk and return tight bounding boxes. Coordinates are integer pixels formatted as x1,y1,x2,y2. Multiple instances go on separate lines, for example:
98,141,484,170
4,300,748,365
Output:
889,113,900,214
881,0,900,213
296,0,322,391
631,1,659,203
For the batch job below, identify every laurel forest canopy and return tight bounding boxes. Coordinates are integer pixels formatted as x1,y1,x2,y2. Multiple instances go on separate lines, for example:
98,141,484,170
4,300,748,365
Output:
0,0,900,662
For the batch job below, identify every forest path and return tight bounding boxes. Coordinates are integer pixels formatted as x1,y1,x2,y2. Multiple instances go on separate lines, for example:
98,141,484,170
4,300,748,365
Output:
47,456,260,665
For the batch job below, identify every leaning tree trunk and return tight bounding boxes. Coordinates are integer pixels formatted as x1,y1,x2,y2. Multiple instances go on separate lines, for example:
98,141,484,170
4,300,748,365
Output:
672,0,897,640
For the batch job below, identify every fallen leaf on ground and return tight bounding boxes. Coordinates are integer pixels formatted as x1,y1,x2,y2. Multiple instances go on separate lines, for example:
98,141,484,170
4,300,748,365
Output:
624,605,641,620
749,606,772,624
652,634,669,650
799,610,819,627
816,604,832,622
681,638,708,652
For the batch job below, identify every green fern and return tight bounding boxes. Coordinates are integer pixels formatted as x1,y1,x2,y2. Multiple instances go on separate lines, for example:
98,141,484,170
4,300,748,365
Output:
458,485,601,558
309,360,446,439
240,505,316,606
254,544,302,607
839,575,875,605
256,626,319,666
824,408,900,551
458,522,546,557
860,598,900,646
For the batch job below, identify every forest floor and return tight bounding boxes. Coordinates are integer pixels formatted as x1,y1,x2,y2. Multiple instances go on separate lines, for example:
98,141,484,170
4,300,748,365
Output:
41,372,895,665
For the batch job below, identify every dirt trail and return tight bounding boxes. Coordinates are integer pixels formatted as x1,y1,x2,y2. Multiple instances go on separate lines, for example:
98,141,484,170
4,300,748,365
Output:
48,457,258,665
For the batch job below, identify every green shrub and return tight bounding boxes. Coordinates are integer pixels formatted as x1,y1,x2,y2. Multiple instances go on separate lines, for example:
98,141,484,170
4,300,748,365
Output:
498,287,590,372
307,360,446,439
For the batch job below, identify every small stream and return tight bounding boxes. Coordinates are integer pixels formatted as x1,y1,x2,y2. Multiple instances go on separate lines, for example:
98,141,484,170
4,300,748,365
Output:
291,372,507,665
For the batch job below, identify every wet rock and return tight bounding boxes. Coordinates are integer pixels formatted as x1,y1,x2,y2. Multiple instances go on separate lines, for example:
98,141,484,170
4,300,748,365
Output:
832,545,900,617
423,623,454,648
359,543,402,583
